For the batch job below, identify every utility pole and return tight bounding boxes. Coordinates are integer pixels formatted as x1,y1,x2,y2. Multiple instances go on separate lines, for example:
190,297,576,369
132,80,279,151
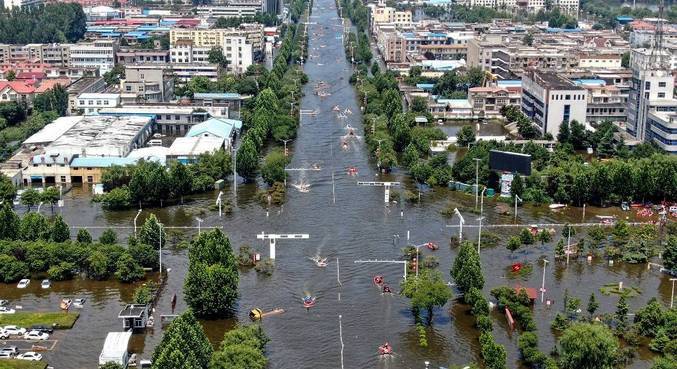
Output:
232,146,237,199
540,258,549,303
159,222,163,282
477,187,486,254
514,194,522,224
195,217,203,235
566,226,571,265
474,158,481,211
670,278,676,308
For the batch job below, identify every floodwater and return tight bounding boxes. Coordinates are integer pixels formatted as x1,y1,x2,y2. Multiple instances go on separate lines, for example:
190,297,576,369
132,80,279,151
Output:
1,0,673,368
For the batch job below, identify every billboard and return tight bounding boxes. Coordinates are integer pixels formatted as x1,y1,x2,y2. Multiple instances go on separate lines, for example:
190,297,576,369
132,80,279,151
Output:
489,150,532,175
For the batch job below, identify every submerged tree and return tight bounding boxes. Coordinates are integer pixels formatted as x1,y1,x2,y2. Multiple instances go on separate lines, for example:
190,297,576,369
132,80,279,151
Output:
400,269,452,324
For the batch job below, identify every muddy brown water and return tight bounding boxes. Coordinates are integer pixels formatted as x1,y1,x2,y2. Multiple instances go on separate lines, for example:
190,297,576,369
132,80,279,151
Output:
1,1,673,367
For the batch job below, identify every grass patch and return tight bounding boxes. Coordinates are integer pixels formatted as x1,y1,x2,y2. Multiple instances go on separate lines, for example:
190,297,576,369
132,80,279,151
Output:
0,311,79,329
599,283,641,297
0,360,48,369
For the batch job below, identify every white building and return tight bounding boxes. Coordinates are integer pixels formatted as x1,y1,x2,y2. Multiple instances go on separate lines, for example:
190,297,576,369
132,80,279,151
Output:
646,110,677,153
69,40,118,74
521,69,587,137
459,0,578,16
76,93,120,114
223,36,253,74
4,0,42,9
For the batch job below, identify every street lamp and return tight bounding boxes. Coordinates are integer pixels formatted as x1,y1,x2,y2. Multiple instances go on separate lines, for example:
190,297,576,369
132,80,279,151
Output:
514,194,522,224
477,187,486,254
670,278,677,309
36,201,44,213
133,209,142,235
540,258,549,303
474,158,481,211
412,242,428,278
195,217,203,235
216,191,223,217
158,222,163,281
453,208,465,241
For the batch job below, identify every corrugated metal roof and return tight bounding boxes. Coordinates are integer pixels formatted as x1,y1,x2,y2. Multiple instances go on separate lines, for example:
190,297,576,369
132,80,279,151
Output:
193,92,242,100
70,157,137,168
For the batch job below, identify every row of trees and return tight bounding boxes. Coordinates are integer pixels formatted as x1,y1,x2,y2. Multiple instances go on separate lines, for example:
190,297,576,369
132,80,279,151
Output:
0,204,163,283
0,4,86,44
214,12,279,27
96,153,231,209
149,310,269,369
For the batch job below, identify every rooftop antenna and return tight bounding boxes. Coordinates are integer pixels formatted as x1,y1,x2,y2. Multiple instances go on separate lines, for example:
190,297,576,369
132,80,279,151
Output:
649,0,667,70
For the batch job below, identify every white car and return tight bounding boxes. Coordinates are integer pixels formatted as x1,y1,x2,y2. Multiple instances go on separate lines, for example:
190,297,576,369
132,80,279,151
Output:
0,351,13,359
41,279,50,289
0,330,9,339
24,330,49,340
17,279,30,288
0,346,17,355
3,326,26,335
17,352,42,361
0,307,15,314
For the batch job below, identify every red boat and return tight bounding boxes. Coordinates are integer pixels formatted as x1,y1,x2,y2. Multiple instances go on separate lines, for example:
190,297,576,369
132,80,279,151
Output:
373,275,384,287
378,342,393,356
302,296,316,308
426,242,439,250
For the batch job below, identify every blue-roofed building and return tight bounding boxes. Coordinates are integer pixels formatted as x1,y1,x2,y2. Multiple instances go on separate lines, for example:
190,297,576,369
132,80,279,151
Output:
187,117,242,149
616,16,634,24
192,93,244,119
416,83,435,92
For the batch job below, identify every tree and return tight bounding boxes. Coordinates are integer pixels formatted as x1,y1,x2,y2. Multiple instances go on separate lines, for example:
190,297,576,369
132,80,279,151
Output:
115,252,145,283
456,125,476,147
184,229,239,318
410,96,428,114
208,46,229,68
433,70,461,98
103,64,125,86
524,33,534,46
20,188,40,210
5,70,16,81
100,228,118,245
210,325,269,369
129,243,159,270
401,143,420,169
621,51,630,68
555,239,565,259
133,283,154,305
559,323,619,369
663,236,677,271
507,236,521,253
587,293,599,319
0,203,19,240
400,269,452,323
169,162,192,202
19,212,49,241
236,136,259,182
616,295,629,326
0,254,29,283
0,174,16,203
152,310,213,369
33,85,68,116
77,229,92,244
511,175,524,198
260,149,288,186
538,230,552,244
50,215,70,242
86,251,110,280
480,332,507,369
100,363,124,369
633,298,666,337
382,89,402,120
97,187,132,210
139,214,165,250
558,120,571,143
451,241,484,293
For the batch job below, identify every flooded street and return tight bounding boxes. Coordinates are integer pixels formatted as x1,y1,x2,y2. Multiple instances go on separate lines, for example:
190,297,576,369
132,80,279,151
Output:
2,0,673,368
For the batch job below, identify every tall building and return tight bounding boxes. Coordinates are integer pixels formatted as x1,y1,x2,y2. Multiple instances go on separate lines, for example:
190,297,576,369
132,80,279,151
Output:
69,40,118,74
0,44,70,66
626,48,675,141
521,69,587,137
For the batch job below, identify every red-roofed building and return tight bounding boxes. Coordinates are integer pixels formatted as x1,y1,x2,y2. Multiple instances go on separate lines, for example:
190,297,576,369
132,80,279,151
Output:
35,78,71,93
0,81,35,104
16,71,47,81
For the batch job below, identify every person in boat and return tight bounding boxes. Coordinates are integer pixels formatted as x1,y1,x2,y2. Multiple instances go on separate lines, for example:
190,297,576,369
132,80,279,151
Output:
382,285,391,294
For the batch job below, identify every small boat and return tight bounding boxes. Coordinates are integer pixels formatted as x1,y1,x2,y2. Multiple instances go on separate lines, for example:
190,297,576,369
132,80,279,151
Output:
332,105,340,111
309,256,328,267
373,275,384,287
378,342,393,356
347,166,358,176
73,298,86,308
426,242,439,251
302,295,316,308
60,298,72,310
344,108,352,115
382,285,392,294
669,206,677,214
549,204,566,210
41,280,50,289
17,279,30,289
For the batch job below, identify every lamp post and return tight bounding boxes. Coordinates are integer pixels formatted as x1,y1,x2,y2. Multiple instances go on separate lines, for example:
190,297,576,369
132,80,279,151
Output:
540,258,549,303
477,187,486,254
514,194,522,224
195,217,203,235
453,208,465,241
670,278,677,309
36,201,44,213
474,158,481,211
413,243,427,278
158,222,163,281
216,191,223,217
133,209,142,235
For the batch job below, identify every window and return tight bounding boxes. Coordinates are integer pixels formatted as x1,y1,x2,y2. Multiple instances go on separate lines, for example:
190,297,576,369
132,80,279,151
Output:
79,100,84,105
565,95,570,100
87,176,93,183
60,176,66,182
645,81,651,90
88,100,93,105
104,100,109,105
86,167,93,171
659,82,666,88
563,104,571,124
175,115,180,120
658,92,666,98
96,100,101,105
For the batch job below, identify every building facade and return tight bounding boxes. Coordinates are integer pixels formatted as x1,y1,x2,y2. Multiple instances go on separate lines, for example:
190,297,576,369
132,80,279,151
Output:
69,40,118,74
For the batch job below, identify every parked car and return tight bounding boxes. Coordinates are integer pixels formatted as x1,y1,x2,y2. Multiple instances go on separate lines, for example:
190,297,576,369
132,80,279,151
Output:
3,326,27,335
24,330,49,340
41,280,50,289
0,351,13,359
0,306,15,314
0,346,18,355
0,299,8,306
73,298,86,308
0,330,9,339
30,325,53,334
17,279,30,289
17,352,42,361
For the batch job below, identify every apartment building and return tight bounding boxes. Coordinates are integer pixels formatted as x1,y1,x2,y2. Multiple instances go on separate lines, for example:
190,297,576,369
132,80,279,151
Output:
170,40,210,64
575,80,627,123
223,36,253,74
469,85,521,118
169,24,263,53
76,93,121,114
493,46,578,79
121,65,174,104
576,52,622,69
646,110,677,153
116,48,170,64
69,40,118,74
368,0,412,33
467,36,510,74
521,69,587,137
459,0,578,16
0,44,71,66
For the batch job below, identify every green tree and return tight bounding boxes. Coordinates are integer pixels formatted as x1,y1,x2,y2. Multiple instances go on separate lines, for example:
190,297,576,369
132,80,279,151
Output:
50,215,70,242
260,149,288,186
451,241,484,293
115,252,145,283
538,230,552,244
410,96,428,114
76,229,92,244
139,214,165,250
507,236,521,254
519,228,534,245
100,362,124,369
103,64,125,86
524,33,534,46
33,84,69,116
133,283,154,305
555,239,565,259
0,203,19,240
97,186,132,210
633,298,666,337
587,293,599,319
559,323,619,369
663,236,677,271
400,269,452,323
401,143,420,169
0,174,16,203
20,188,41,210
100,228,118,245
169,162,192,202
616,295,629,326
236,136,259,182
184,229,239,318
480,332,507,369
511,175,524,198
19,212,49,241
152,310,213,369
86,251,110,280
5,70,16,81
0,254,29,282
208,46,229,68
558,120,571,143
621,51,630,68
210,325,269,369
456,125,476,147
381,88,402,120
129,243,159,270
